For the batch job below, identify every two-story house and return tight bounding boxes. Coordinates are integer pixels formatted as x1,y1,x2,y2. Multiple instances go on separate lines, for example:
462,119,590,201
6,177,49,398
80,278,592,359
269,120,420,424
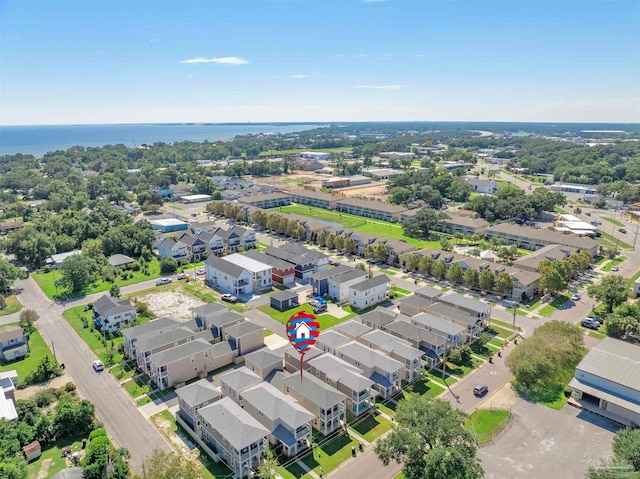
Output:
333,320,373,341
335,341,403,399
205,255,253,296
310,265,354,297
409,312,465,350
174,233,207,261
307,353,375,417
240,382,314,456
315,331,351,356
221,254,272,293
348,275,390,310
383,319,448,370
280,370,347,436
197,397,269,478
425,294,489,343
122,317,183,361
176,378,221,433
223,321,264,358
0,326,28,362
263,246,314,280
328,270,368,304
243,250,295,286
156,237,188,262
359,307,398,331
93,295,137,333
280,243,329,273
358,330,423,382
243,348,283,380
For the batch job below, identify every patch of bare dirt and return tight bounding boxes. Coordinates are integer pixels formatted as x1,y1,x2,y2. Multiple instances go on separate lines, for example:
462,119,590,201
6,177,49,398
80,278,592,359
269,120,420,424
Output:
135,289,205,322
37,458,52,479
15,373,71,401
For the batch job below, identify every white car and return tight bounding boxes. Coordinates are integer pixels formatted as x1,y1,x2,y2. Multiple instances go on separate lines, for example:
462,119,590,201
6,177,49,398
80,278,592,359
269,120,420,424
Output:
156,277,172,286
571,294,581,301
611,266,619,272
92,360,104,372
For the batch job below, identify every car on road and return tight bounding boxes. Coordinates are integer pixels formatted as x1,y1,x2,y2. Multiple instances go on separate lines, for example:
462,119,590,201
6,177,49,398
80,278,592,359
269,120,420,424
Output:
197,268,205,276
177,273,187,280
585,212,591,216
156,277,172,286
581,318,600,330
571,294,581,301
473,384,488,396
92,360,104,372
221,294,238,303
619,228,627,234
611,266,619,272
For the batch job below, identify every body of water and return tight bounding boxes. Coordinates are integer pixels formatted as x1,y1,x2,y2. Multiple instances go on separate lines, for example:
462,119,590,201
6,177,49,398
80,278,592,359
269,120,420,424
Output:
0,123,318,157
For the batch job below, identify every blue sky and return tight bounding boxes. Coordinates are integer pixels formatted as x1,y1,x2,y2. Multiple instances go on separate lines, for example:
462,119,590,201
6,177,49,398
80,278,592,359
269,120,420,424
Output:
1,0,639,125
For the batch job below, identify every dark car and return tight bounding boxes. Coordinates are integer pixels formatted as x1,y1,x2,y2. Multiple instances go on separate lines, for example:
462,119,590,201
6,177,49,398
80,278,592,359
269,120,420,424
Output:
313,304,328,314
473,384,488,396
581,318,600,330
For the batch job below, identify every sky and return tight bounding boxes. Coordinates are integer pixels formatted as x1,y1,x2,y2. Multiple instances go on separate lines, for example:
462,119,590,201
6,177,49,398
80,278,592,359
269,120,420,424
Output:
1,0,639,125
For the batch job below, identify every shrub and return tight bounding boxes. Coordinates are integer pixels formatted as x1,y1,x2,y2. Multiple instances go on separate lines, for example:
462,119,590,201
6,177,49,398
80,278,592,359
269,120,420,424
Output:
131,261,141,272
33,388,56,407
448,349,463,365
89,427,107,440
65,382,77,392
563,386,573,398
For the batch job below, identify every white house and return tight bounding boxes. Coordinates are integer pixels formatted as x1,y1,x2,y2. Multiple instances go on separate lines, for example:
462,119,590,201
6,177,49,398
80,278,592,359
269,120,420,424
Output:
349,275,390,310
156,237,188,261
327,270,367,304
464,177,498,195
205,255,254,296
224,253,272,293
93,295,137,333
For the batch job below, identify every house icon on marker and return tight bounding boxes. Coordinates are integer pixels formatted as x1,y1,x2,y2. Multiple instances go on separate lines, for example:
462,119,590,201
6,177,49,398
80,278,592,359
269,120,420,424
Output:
294,321,311,340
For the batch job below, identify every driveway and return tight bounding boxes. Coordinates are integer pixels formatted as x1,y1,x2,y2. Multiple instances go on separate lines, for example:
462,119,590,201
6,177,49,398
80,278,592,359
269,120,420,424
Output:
479,400,619,479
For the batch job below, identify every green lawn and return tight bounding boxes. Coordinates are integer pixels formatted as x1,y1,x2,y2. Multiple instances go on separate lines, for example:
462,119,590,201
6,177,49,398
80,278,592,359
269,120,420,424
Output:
0,295,23,316
123,374,150,398
405,379,446,398
33,259,163,300
349,411,392,442
378,269,397,275
375,399,398,417
179,282,245,313
487,324,516,339
300,430,359,477
258,303,356,330
630,270,640,289
538,294,570,317
264,329,274,337
602,256,625,272
599,231,633,250
422,370,456,387
0,323,55,381
277,204,441,249
26,437,83,479
602,216,624,227
489,318,522,332
554,206,568,214
465,409,511,445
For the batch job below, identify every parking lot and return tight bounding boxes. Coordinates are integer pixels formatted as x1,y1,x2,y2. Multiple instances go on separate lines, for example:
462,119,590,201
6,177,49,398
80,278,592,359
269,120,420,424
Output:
479,400,620,479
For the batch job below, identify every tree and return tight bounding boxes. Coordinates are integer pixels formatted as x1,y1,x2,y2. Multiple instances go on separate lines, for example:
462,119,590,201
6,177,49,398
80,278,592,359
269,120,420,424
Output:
141,450,202,479
494,271,514,296
463,268,480,289
257,457,279,479
355,262,367,273
446,263,464,285
439,238,452,252
588,275,629,313
432,260,447,280
333,235,344,251
0,258,26,294
538,260,569,296
364,244,375,259
4,227,55,269
325,234,335,250
418,256,434,276
343,237,356,255
478,269,495,292
109,283,121,298
404,254,420,272
18,309,39,333
375,244,389,264
587,428,640,478
58,253,97,294
506,320,584,391
316,231,326,247
402,208,445,239
159,257,178,275
375,394,483,479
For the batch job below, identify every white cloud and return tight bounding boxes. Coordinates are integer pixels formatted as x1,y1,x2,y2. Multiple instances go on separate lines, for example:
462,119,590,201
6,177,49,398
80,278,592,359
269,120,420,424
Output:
291,75,309,79
180,56,249,65
355,84,405,90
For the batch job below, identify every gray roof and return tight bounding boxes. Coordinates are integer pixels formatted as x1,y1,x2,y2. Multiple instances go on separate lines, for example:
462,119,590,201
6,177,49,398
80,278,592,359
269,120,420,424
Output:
93,295,135,318
512,244,578,270
410,313,466,337
360,330,423,361
414,286,443,300
281,370,347,410
224,321,263,338
329,269,367,285
307,353,374,392
334,320,373,339
337,341,404,373
271,290,299,302
108,254,134,267
289,189,340,202
211,340,233,358
205,255,250,278
575,337,640,392
135,326,197,353
241,382,315,428
384,320,447,348
192,302,228,318
359,307,397,328
50,468,84,479
122,317,181,341
398,294,433,309
198,397,269,450
204,310,245,330
280,243,327,261
438,293,491,315
244,348,283,370
176,378,220,408
244,250,294,271
220,366,263,392
487,223,598,250
147,338,211,366
263,246,311,266
336,197,408,214
349,274,390,292
310,265,353,281
284,345,324,365
316,330,351,350
441,214,489,230
426,302,484,327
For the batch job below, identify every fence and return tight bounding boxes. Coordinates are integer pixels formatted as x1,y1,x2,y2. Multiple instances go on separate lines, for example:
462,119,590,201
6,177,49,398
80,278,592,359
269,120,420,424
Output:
468,405,514,446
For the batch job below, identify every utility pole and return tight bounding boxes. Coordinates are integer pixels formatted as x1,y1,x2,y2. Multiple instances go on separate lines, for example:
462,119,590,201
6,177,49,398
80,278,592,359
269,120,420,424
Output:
634,224,639,250
51,341,58,366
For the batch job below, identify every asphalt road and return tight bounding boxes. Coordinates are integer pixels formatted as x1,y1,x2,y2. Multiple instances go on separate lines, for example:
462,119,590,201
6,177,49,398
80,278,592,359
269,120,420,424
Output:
14,277,172,473
329,443,402,479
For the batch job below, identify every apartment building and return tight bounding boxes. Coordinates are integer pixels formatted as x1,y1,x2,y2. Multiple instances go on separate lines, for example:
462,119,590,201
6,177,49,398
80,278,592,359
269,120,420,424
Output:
122,317,183,360
174,233,207,261
409,313,465,349
383,319,448,370
263,246,314,280
464,177,498,195
358,329,423,382
243,348,283,380
223,321,264,357
328,269,368,304
176,378,221,433
333,320,373,341
359,308,398,331
512,244,580,273
433,215,490,236
349,275,390,310
224,253,272,293
205,255,254,296
280,243,329,272
243,250,295,286
315,331,351,356
289,189,341,210
310,265,354,297
283,345,324,373
238,192,292,209
485,223,599,256
425,302,487,343
335,198,408,222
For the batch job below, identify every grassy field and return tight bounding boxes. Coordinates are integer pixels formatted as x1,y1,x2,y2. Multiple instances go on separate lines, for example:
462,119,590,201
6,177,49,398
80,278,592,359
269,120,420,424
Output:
489,318,522,332
123,374,150,398
599,231,633,250
465,409,511,444
300,430,359,477
33,259,163,300
26,437,83,479
0,323,55,380
349,411,392,443
602,216,624,227
539,294,570,317
602,256,626,272
0,295,23,316
278,204,441,248
406,378,446,398
258,303,356,330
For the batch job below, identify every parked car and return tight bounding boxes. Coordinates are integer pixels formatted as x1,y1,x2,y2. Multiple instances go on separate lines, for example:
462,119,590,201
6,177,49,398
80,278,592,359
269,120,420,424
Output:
177,273,187,280
221,294,238,303
571,294,581,301
313,304,328,314
611,266,619,272
585,212,591,216
581,318,600,330
197,268,205,276
92,360,104,372
473,384,488,396
156,277,172,286
309,299,321,308
619,228,627,234
585,316,603,325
